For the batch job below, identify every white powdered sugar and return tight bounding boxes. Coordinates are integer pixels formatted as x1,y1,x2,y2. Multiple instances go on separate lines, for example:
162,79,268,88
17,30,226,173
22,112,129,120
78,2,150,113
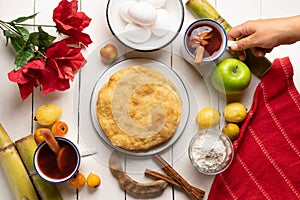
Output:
189,129,234,175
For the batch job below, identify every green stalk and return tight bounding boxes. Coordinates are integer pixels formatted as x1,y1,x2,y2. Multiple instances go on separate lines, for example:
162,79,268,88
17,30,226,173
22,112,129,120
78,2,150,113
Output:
186,0,272,78
15,135,63,200
186,0,232,32
0,124,39,200
0,20,20,35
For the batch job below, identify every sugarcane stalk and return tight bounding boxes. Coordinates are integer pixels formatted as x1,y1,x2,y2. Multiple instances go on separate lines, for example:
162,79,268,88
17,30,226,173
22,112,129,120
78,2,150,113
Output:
186,0,272,78
0,124,39,200
186,0,232,32
15,134,63,200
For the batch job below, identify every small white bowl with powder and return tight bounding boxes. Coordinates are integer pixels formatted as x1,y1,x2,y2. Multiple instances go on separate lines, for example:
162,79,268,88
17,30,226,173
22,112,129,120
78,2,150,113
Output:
188,129,234,175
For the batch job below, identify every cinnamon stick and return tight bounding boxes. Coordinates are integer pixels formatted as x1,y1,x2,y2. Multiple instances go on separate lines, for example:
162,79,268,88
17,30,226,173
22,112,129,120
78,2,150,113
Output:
194,45,205,65
193,31,212,65
153,155,204,200
145,169,181,188
145,169,205,196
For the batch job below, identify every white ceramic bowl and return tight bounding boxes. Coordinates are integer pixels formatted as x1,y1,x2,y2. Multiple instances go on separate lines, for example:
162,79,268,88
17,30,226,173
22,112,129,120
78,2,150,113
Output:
188,129,234,175
106,0,184,51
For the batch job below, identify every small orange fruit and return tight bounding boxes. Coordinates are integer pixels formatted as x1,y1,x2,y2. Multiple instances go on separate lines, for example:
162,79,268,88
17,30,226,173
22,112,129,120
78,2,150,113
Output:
34,128,48,144
52,121,68,136
87,173,101,188
69,172,86,188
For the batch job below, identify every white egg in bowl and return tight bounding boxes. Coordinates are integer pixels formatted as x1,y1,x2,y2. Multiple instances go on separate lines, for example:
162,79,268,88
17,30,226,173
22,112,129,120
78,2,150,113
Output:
106,0,184,51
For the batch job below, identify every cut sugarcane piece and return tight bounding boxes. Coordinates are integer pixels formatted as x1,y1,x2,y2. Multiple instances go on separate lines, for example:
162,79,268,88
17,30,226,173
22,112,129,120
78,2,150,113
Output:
186,0,272,78
39,128,60,154
15,134,63,200
39,128,69,171
193,30,212,64
186,0,232,32
0,124,39,200
194,45,205,64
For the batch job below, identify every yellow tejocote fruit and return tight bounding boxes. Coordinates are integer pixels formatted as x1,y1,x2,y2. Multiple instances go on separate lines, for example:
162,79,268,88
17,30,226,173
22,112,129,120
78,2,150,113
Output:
222,123,240,141
35,104,62,126
224,102,247,123
196,107,220,129
87,173,101,188
69,172,86,188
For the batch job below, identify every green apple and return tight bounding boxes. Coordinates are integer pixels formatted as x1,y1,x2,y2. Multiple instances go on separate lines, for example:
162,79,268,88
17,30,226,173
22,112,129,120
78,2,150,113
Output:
211,58,251,95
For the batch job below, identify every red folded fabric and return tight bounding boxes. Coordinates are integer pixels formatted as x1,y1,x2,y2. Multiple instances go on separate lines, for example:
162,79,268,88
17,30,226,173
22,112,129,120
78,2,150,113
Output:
208,57,300,200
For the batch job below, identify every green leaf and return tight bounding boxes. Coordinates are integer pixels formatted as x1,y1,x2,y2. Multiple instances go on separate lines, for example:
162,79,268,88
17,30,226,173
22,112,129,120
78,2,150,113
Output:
3,29,13,46
12,13,38,23
10,37,26,52
3,29,15,38
28,26,56,47
38,26,56,45
15,26,30,40
14,47,35,70
3,30,25,51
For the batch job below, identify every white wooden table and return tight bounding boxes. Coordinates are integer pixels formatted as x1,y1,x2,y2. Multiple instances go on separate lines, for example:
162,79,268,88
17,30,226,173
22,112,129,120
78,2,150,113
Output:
1,0,300,199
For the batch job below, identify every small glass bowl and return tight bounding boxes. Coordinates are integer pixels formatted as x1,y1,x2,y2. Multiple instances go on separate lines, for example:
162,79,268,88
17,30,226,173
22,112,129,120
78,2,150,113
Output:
188,129,234,175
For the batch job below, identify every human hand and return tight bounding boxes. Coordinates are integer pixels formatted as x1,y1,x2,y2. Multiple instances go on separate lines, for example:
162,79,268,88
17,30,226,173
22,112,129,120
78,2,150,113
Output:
228,16,300,60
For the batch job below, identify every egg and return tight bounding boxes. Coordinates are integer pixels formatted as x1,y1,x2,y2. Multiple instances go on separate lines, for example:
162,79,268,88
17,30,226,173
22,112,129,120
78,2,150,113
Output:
120,1,138,22
139,0,166,8
124,22,152,43
127,2,157,26
151,9,170,36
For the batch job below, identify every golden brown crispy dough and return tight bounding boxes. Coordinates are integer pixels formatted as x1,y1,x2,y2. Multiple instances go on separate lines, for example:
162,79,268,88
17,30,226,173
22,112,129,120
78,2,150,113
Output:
96,66,182,151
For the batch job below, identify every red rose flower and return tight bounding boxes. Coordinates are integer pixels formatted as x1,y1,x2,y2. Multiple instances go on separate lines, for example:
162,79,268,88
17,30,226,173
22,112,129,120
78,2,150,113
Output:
53,0,92,46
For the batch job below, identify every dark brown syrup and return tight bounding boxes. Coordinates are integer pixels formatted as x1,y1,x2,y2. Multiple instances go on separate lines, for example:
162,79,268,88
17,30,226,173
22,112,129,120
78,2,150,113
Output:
186,23,222,58
37,140,78,180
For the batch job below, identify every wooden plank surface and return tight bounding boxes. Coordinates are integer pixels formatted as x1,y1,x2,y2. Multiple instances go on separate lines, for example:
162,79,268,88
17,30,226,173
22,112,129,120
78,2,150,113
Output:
0,0,300,199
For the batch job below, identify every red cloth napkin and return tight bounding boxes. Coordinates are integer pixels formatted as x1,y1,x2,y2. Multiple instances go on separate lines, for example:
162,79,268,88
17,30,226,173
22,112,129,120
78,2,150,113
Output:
208,57,300,200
